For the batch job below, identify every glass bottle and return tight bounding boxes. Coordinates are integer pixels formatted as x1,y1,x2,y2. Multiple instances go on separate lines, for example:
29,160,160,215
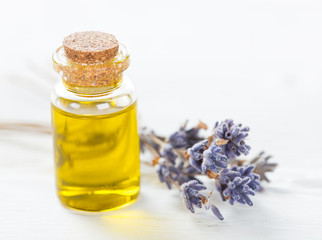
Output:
51,32,140,212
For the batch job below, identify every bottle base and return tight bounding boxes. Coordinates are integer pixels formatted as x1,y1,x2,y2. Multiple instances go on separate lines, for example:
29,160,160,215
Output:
57,186,140,212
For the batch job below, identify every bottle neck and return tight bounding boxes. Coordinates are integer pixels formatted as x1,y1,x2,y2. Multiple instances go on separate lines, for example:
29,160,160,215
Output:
62,74,124,98
52,76,136,115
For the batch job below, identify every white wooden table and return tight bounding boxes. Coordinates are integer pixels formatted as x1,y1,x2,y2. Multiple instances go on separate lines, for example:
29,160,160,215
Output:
1,0,322,239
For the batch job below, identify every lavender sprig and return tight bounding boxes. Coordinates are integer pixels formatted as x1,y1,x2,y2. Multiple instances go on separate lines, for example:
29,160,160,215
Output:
202,145,228,173
185,140,228,173
169,121,207,149
155,158,180,189
213,119,251,159
231,165,261,192
186,139,209,172
216,165,260,206
181,180,206,213
181,180,223,220
223,176,255,206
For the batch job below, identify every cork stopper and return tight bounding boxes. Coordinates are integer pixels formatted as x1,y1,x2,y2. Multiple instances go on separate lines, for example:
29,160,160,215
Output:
63,31,119,64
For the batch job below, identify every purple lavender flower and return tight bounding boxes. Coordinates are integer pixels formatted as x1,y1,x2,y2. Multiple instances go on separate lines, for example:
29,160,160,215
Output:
202,145,228,173
155,158,180,189
216,166,259,206
169,131,187,149
231,165,261,192
222,176,254,206
184,122,207,147
181,180,207,213
214,119,251,159
181,180,224,220
186,139,209,172
169,121,206,149
160,143,177,165
186,140,228,173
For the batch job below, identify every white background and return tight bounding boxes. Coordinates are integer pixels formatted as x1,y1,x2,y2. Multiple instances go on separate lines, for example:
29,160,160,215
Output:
0,0,321,239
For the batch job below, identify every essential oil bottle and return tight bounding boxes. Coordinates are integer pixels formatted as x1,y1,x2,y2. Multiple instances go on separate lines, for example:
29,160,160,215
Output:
51,31,140,211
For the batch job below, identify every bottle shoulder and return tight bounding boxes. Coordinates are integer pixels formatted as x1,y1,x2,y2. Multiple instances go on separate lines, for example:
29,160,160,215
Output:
51,76,136,116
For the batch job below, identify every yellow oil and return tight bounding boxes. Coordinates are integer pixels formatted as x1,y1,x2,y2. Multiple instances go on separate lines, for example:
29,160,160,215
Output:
51,102,140,212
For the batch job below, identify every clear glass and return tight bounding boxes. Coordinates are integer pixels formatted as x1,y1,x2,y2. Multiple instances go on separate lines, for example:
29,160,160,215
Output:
51,45,140,211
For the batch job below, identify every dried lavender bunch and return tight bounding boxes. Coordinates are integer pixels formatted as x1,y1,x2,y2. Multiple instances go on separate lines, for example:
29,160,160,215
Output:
140,119,277,221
